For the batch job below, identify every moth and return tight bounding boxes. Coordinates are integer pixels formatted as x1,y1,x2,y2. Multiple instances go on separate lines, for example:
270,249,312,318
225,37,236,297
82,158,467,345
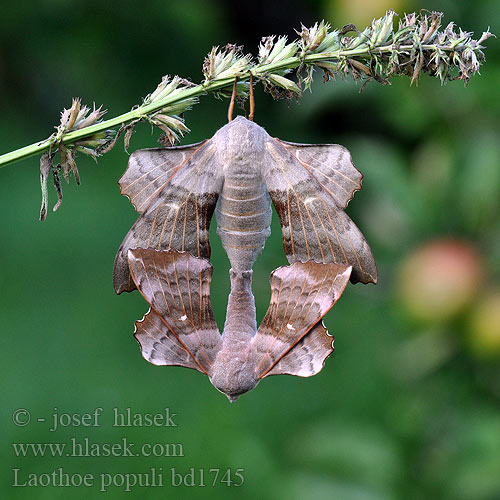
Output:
114,116,377,400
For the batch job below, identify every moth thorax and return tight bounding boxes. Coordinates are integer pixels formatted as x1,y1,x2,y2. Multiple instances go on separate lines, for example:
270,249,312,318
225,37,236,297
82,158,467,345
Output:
215,117,266,165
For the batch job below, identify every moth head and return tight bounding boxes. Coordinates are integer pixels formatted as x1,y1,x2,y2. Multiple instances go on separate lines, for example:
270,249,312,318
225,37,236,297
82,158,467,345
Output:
209,345,259,402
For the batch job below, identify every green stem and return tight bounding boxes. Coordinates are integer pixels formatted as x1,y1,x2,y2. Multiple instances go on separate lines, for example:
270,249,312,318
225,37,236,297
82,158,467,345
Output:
0,43,463,169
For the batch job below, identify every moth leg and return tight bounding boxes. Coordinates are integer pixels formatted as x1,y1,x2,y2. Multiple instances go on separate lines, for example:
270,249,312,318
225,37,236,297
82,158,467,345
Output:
249,72,255,122
227,77,238,122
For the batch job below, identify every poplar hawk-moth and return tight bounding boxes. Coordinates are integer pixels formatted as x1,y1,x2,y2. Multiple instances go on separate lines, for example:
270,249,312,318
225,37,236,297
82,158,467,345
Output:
114,116,377,400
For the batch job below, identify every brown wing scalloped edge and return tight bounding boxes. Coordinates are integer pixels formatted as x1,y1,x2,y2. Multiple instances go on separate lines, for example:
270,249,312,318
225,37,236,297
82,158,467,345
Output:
128,249,222,374
252,261,352,379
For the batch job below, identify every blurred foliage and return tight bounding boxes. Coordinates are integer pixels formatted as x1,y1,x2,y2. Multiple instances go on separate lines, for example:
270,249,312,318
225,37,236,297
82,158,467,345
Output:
1,1,499,499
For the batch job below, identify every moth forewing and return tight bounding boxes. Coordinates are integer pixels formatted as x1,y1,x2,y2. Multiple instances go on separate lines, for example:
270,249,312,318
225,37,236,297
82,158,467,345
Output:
274,139,363,209
113,141,222,294
119,141,208,213
262,136,378,284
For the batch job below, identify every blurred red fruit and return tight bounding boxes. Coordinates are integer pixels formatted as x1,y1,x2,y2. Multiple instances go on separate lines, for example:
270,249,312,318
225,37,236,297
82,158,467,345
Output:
398,239,484,324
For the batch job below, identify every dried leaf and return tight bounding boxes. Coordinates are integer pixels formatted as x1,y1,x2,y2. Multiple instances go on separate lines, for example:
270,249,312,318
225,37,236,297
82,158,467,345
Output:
39,153,52,221
122,130,132,153
52,164,63,212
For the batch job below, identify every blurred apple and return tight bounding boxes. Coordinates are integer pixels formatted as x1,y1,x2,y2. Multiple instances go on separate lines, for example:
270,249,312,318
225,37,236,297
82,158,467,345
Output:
327,0,404,28
398,239,484,324
466,292,500,358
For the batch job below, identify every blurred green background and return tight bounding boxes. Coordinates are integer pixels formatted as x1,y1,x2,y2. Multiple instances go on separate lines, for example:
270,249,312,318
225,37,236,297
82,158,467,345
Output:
1,1,499,499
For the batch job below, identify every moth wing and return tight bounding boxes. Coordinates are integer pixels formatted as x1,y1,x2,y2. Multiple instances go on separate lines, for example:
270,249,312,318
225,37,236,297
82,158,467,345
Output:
264,138,378,284
128,249,222,375
114,140,222,294
134,309,206,373
252,261,351,379
119,141,207,213
276,139,362,209
264,321,334,378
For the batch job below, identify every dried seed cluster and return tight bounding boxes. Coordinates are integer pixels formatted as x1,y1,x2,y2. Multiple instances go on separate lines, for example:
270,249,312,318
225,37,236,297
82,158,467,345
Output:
40,98,113,220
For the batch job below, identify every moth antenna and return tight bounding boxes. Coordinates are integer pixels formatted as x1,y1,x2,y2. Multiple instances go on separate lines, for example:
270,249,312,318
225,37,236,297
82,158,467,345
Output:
249,72,255,122
228,77,238,122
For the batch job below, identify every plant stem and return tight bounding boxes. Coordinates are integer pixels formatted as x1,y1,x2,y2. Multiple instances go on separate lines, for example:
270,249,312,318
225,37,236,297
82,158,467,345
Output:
0,43,479,169
0,76,232,168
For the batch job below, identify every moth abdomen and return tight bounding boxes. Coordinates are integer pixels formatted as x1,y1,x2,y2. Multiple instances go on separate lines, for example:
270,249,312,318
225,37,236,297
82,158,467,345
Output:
216,178,272,272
